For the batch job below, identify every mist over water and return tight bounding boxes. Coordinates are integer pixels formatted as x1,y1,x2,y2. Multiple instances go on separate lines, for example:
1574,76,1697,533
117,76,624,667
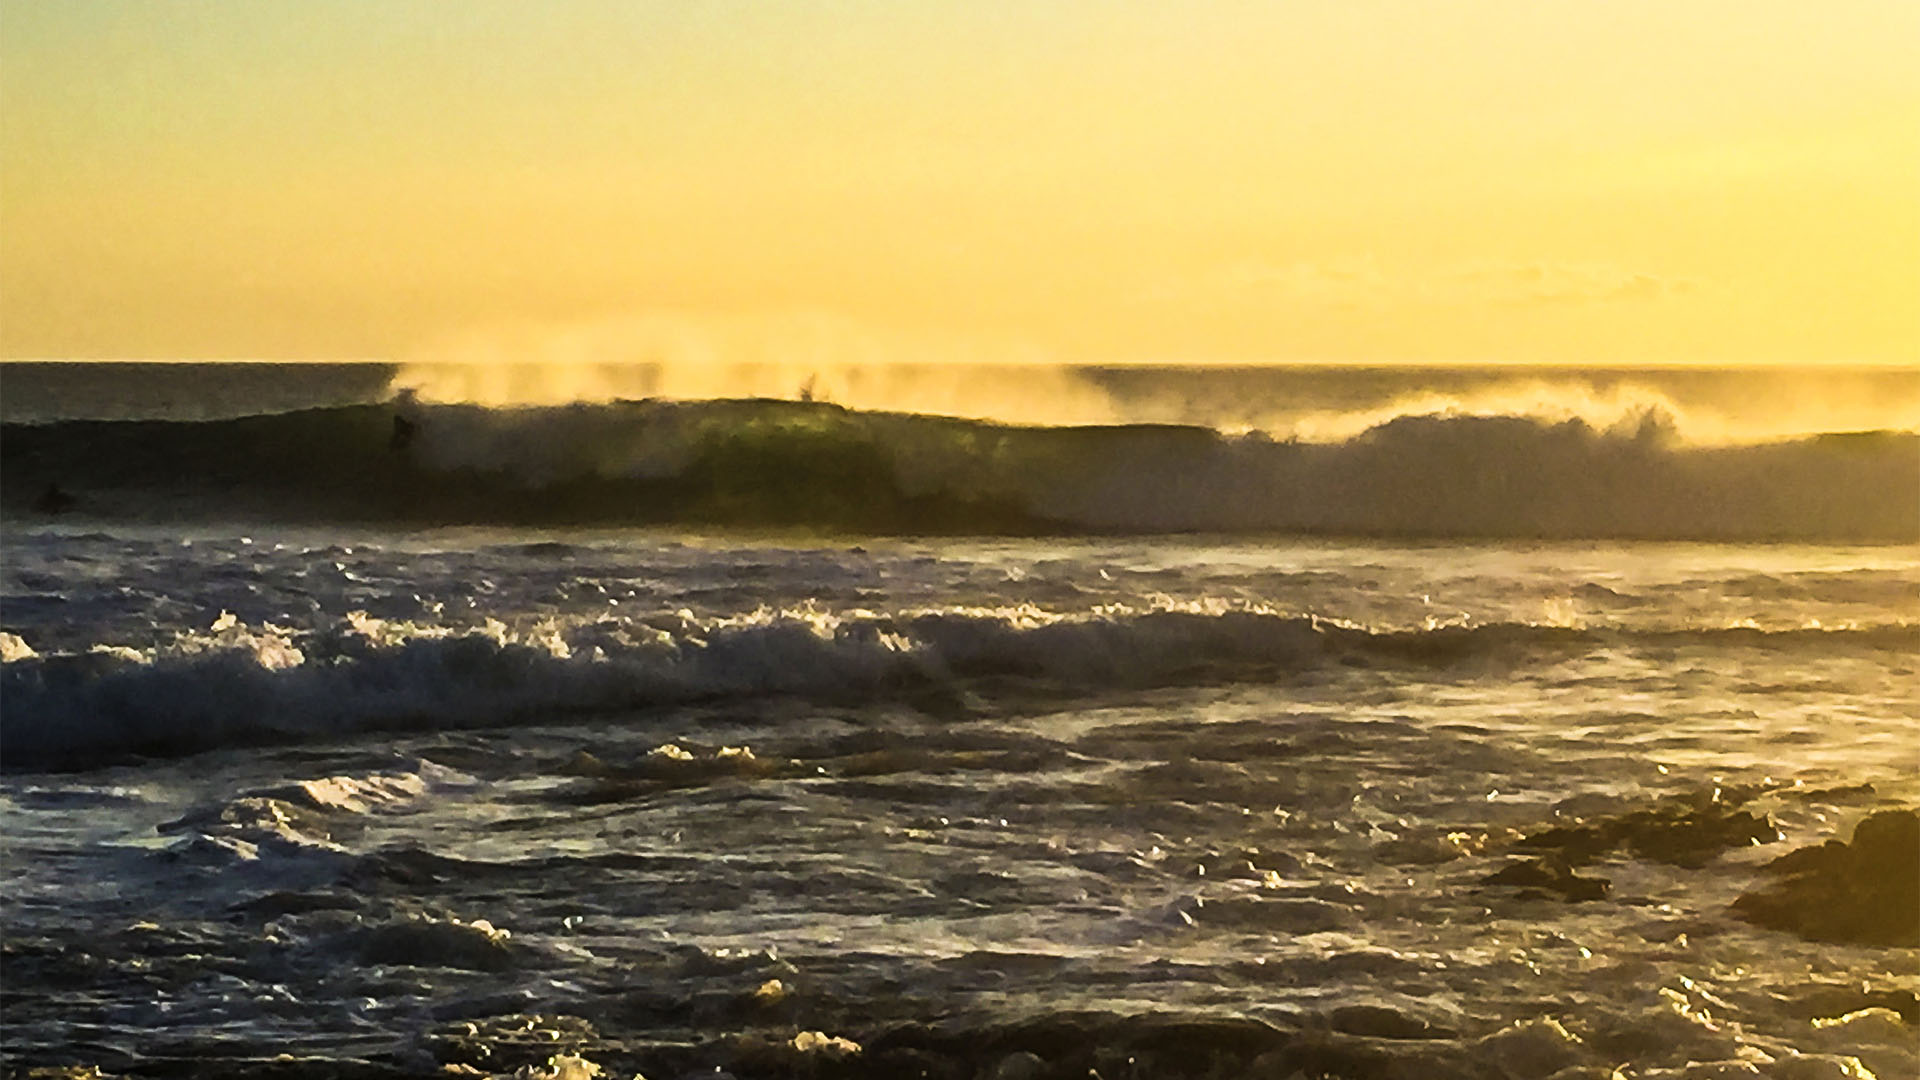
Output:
7,359,1916,445
6,360,1916,542
374,314,1919,440
388,357,1920,446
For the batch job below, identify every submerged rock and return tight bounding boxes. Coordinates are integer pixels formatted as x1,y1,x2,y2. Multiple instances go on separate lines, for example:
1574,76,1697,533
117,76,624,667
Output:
1516,802,1781,869
1479,857,1612,902
1732,808,1920,946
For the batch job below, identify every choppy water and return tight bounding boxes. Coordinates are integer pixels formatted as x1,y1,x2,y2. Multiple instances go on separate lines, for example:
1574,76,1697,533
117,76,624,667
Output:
4,526,1916,1078
5,362,1916,1077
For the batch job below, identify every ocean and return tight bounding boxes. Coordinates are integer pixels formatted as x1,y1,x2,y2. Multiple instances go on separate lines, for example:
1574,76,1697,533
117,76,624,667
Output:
2,361,1916,1079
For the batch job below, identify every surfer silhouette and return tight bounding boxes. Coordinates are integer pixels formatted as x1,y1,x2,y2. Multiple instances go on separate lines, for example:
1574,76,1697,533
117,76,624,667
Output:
33,483,77,514
389,413,417,453
389,389,420,453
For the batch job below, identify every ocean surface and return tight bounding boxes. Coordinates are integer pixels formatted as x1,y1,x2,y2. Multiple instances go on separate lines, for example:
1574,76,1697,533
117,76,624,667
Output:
2,362,1916,1079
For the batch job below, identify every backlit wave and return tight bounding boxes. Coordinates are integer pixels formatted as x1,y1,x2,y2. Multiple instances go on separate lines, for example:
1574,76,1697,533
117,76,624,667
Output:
5,399,1913,541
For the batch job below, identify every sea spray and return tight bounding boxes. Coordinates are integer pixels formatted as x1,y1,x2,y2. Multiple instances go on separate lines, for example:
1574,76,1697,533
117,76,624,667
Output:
6,399,1914,540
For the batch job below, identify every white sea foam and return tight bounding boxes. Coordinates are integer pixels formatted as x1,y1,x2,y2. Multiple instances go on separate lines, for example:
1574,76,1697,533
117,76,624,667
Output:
0,631,36,662
4,601,1911,771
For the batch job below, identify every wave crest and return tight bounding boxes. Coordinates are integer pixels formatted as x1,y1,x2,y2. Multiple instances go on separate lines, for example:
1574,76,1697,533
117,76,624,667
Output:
4,398,1914,540
5,606,1912,771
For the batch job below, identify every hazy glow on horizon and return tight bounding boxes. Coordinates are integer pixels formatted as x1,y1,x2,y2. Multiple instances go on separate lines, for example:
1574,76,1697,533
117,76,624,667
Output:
3,2,1916,367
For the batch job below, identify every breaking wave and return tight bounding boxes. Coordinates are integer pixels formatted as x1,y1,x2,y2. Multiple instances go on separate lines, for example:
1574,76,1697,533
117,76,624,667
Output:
3,397,1915,541
5,605,1913,771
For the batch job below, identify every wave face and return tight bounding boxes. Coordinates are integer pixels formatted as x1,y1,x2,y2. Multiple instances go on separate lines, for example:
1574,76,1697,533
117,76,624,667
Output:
4,397,1915,541
6,604,1912,771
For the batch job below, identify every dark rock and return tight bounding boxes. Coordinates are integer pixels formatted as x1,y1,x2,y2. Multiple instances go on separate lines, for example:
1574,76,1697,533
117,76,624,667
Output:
1757,837,1851,877
1732,808,1920,946
1855,807,1920,860
1515,802,1781,868
1790,782,1877,803
1479,857,1611,902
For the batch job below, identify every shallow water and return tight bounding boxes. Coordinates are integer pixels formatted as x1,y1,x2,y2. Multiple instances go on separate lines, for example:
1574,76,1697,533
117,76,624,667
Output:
3,528,1915,1078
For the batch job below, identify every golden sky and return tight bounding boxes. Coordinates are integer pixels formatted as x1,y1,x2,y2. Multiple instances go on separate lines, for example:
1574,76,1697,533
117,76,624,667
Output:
3,1,1916,365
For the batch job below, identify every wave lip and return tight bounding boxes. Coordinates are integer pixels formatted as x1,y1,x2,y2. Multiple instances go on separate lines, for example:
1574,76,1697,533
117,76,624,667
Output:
5,398,1914,541
5,607,1912,772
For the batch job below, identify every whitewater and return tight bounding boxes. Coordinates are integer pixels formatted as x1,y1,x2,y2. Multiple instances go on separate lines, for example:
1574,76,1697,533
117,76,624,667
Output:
2,362,1916,1079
